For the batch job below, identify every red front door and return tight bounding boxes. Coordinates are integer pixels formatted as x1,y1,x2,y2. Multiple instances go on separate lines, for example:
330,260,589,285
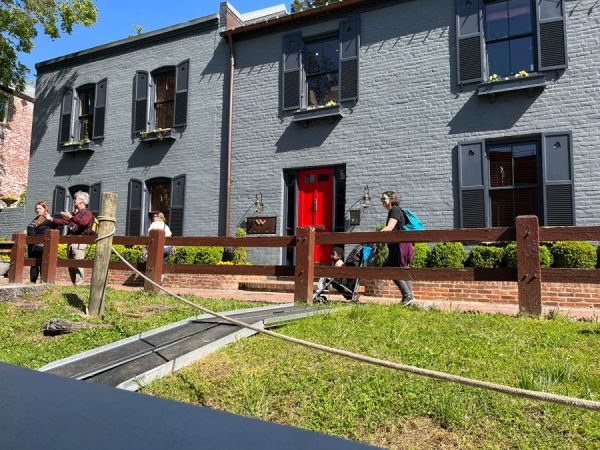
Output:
297,168,334,263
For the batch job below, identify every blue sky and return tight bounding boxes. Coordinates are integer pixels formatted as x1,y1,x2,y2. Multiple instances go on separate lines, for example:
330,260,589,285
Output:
19,0,285,82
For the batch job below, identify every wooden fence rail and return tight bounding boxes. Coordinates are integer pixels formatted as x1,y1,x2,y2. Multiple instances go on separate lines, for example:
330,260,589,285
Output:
4,215,600,316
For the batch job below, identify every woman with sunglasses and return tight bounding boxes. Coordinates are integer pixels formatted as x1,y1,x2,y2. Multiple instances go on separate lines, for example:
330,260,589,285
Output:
380,191,415,305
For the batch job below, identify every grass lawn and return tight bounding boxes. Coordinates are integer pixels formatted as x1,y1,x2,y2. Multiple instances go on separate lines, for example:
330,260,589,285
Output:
0,286,264,369
145,305,600,449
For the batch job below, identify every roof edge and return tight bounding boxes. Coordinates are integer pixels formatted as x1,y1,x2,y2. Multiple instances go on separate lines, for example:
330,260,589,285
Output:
0,85,34,102
36,13,219,73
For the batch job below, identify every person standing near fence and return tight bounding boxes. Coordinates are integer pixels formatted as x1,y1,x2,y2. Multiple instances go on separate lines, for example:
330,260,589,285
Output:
380,191,415,306
26,201,53,283
46,191,93,285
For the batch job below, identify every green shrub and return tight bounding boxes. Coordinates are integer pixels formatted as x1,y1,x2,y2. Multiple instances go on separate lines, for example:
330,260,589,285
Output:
0,254,10,262
169,246,197,264
466,245,504,268
232,227,248,264
427,242,466,268
57,244,68,260
411,243,429,268
503,243,551,268
194,246,224,265
551,241,597,268
371,224,389,267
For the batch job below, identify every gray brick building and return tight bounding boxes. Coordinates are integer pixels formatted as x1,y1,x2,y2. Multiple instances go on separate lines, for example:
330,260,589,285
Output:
27,0,600,264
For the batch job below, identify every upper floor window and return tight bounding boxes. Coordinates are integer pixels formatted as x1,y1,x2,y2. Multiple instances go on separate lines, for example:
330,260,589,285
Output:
0,93,8,124
282,17,359,112
484,0,535,77
59,79,107,147
457,0,567,85
133,60,189,139
305,37,339,107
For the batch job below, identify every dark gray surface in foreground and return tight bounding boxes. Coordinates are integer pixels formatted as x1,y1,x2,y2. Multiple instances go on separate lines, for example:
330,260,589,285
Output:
0,362,377,450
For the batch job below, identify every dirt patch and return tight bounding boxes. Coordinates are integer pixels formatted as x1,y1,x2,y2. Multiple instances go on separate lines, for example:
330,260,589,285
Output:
364,418,464,450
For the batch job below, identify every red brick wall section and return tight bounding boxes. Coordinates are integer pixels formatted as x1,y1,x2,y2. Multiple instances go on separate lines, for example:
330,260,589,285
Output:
0,92,32,199
362,280,600,310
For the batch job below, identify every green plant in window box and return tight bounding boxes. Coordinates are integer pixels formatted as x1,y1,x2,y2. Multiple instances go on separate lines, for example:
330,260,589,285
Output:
515,70,529,78
139,128,172,141
489,74,499,82
62,138,90,149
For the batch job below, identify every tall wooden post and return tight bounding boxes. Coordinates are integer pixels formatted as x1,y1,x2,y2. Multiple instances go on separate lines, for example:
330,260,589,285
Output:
294,227,315,304
40,229,59,284
8,232,26,284
144,228,165,293
516,215,542,316
88,192,118,316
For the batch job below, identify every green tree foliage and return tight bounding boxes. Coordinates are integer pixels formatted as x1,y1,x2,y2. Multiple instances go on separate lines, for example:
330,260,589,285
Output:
0,0,98,90
291,0,341,13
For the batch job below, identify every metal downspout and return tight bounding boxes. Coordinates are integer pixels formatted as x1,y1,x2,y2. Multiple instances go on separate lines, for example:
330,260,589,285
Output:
225,34,235,236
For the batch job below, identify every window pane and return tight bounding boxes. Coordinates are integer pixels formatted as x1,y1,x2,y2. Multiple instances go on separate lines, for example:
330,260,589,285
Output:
0,95,7,123
149,182,171,224
489,147,513,188
515,187,538,217
307,73,339,106
508,0,532,36
513,143,537,185
485,1,509,40
509,36,535,74
322,39,339,72
305,42,322,75
491,189,514,227
487,41,510,76
156,73,175,102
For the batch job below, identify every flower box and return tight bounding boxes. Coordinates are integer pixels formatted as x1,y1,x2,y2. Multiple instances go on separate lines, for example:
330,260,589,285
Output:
478,73,547,98
61,140,99,153
138,128,177,143
292,104,344,126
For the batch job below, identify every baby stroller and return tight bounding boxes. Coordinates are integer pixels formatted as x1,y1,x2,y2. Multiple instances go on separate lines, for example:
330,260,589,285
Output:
313,244,372,304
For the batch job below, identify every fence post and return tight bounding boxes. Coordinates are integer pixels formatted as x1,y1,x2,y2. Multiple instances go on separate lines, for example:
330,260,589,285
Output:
8,232,25,283
294,227,315,304
516,215,542,316
144,228,165,293
40,229,60,284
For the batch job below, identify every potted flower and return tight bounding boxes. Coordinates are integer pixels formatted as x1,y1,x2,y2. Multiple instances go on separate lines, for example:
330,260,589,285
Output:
0,254,10,276
0,195,18,207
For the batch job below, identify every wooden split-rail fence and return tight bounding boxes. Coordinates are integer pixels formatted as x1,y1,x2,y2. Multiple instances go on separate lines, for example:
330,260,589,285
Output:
6,215,600,316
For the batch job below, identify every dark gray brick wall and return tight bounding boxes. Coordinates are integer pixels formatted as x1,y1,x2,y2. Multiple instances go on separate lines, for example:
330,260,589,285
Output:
0,208,26,238
29,20,227,236
230,0,600,263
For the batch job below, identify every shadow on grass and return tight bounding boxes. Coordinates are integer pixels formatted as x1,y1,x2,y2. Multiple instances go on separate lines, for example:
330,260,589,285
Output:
578,329,600,335
63,293,87,313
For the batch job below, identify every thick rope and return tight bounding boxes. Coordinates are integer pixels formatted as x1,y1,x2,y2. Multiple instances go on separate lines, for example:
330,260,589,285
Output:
95,222,600,412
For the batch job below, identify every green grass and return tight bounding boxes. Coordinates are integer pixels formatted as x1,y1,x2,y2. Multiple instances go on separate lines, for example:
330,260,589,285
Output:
146,305,600,449
0,286,264,369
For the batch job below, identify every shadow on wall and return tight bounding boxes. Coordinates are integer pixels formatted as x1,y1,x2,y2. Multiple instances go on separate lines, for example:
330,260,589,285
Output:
30,71,79,157
276,120,337,152
127,140,173,169
448,92,538,135
54,152,92,177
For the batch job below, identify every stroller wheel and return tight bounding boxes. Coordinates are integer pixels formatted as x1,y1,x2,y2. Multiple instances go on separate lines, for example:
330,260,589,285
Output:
314,295,328,304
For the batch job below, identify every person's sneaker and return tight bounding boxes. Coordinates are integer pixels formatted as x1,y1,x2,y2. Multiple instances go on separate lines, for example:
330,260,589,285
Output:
400,296,415,306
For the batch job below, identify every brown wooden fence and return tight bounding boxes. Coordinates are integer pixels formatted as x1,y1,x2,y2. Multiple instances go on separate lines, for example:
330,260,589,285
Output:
6,215,600,316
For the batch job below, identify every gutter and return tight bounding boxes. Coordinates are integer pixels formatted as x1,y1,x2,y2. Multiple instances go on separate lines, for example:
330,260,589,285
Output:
224,33,235,236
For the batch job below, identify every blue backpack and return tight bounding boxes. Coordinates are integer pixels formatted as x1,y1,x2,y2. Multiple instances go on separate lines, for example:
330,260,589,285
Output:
402,209,424,231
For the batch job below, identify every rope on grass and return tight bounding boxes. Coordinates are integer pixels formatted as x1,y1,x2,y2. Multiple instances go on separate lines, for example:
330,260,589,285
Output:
97,224,600,412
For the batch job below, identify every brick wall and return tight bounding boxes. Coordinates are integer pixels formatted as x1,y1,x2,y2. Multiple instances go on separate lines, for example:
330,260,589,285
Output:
0,91,32,199
363,280,600,310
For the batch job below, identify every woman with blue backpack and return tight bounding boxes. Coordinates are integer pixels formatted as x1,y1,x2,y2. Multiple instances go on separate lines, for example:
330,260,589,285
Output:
380,191,416,306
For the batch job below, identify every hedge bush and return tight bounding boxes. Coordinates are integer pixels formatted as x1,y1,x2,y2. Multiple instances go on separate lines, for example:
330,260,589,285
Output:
502,243,551,268
232,227,248,264
466,245,504,268
551,241,597,269
411,243,430,268
168,246,224,265
427,242,466,268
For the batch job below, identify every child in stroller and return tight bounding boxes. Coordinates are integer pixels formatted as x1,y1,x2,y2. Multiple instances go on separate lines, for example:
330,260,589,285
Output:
313,244,372,303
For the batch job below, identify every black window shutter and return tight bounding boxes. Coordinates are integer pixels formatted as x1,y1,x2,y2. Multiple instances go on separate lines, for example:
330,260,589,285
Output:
174,60,189,128
89,182,102,217
59,89,73,143
282,32,302,111
92,79,108,139
133,71,149,134
536,0,567,71
456,0,482,84
52,186,67,215
542,133,574,226
169,174,186,236
339,17,360,102
126,179,143,236
458,141,488,228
